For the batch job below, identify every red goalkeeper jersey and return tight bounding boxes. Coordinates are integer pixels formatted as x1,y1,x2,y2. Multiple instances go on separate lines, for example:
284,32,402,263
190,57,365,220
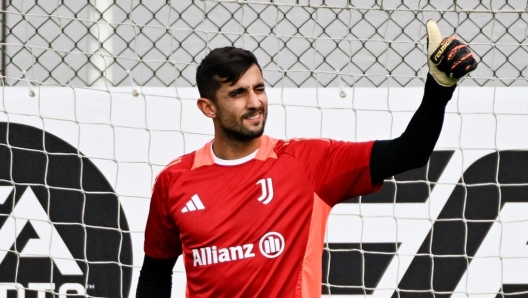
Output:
144,135,381,297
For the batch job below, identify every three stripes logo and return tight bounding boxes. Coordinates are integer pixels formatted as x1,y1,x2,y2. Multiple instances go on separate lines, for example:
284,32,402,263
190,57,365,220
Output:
181,194,205,213
256,178,274,205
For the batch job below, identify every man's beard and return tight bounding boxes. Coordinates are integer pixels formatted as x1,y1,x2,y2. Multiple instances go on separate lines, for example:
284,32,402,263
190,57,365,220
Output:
219,108,267,142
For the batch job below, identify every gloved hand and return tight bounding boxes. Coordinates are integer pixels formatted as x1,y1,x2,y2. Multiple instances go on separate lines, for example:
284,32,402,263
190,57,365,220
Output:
426,20,478,87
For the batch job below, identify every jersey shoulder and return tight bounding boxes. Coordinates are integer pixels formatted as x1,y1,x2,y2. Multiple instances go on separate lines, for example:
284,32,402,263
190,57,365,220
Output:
155,151,196,183
273,137,331,157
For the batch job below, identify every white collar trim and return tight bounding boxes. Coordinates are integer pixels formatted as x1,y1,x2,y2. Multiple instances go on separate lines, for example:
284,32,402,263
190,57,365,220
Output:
211,142,258,166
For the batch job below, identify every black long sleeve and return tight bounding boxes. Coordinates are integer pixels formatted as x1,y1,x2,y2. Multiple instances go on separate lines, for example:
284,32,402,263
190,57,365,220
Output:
370,73,456,184
136,255,178,298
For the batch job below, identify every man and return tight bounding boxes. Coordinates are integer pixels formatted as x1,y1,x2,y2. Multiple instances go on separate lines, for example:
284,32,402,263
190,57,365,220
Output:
136,20,477,297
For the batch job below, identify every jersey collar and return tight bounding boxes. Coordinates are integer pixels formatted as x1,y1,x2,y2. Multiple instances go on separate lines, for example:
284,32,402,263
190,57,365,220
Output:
192,135,279,169
211,142,258,166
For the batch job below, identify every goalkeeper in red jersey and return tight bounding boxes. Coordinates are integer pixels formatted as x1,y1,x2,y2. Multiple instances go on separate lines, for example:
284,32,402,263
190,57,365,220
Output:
136,20,477,298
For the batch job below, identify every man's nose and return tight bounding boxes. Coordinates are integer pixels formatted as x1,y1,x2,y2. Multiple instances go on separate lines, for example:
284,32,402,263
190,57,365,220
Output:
247,89,260,108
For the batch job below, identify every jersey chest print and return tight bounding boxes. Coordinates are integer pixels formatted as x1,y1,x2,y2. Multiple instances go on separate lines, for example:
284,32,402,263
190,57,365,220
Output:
181,175,285,266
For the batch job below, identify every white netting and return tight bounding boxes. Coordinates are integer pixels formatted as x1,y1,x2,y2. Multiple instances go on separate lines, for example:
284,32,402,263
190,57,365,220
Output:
0,1,528,297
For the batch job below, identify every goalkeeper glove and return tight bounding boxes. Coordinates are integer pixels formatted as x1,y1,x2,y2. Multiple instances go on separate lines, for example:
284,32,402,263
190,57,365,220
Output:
426,20,478,87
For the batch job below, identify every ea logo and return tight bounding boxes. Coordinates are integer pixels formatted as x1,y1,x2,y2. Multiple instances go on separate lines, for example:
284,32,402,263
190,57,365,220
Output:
259,232,285,258
0,123,133,297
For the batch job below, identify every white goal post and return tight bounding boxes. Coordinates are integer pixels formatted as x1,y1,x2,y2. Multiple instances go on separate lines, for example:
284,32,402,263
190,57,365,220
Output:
0,1,527,297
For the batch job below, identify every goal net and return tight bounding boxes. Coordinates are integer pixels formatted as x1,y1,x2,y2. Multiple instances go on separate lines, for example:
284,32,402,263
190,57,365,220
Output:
0,0,527,297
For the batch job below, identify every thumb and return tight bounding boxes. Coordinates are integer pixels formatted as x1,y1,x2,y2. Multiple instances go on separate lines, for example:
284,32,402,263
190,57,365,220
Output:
426,20,457,87
426,20,442,58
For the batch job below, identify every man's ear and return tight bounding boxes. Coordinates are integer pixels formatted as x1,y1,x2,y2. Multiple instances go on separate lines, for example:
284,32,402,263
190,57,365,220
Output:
197,97,217,119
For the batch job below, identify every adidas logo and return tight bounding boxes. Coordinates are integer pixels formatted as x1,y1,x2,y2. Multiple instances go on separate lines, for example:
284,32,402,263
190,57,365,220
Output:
181,194,205,213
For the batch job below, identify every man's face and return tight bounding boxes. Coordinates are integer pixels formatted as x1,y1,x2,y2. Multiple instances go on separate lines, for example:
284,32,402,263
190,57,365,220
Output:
214,64,268,141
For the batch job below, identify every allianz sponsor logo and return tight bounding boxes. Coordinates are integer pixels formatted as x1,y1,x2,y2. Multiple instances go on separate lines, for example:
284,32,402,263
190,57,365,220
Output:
259,232,284,258
192,244,255,266
192,232,285,266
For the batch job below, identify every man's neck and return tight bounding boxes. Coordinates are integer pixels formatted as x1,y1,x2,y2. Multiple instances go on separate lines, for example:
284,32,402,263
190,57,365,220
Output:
212,136,261,160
